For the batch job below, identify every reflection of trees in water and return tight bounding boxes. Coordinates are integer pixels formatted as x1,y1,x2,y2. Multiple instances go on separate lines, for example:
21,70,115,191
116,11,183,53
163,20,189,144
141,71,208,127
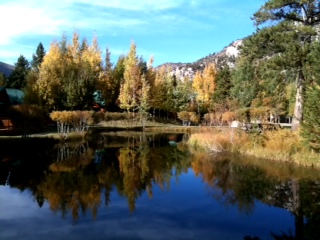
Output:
0,138,57,208
5,134,319,239
36,134,190,220
192,153,274,214
38,141,98,220
118,145,151,211
55,141,90,162
38,169,101,220
191,153,320,240
268,180,320,240
50,141,94,171
116,134,190,211
88,131,186,149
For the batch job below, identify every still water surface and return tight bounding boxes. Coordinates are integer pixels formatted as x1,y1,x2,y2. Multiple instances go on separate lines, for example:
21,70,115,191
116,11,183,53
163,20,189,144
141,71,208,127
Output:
0,132,319,240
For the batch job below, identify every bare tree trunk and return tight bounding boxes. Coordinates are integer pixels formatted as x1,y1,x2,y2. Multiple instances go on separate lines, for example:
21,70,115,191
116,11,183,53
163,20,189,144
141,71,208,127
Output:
292,69,304,131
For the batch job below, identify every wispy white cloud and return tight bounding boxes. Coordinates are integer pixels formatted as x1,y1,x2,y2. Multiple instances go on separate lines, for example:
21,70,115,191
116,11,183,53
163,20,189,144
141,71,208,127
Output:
0,0,206,44
0,0,183,46
74,0,186,11
0,0,69,43
0,0,265,65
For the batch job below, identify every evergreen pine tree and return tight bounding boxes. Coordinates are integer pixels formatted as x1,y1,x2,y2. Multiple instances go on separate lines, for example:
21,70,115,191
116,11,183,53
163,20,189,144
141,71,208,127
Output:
7,55,30,89
302,84,320,152
230,59,258,109
252,0,320,130
31,42,46,71
212,64,232,105
302,39,320,151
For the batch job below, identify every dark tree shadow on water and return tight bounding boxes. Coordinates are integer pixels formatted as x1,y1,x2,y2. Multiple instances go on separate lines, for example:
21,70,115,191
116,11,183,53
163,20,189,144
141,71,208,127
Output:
270,231,295,240
243,236,261,240
243,232,295,240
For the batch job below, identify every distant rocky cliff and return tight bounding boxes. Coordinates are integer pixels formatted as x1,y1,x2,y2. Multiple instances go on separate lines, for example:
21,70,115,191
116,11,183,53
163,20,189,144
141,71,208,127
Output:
157,39,243,80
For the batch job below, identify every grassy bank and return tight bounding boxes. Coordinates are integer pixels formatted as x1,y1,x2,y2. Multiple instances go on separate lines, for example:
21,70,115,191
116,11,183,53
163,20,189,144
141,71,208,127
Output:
187,128,320,168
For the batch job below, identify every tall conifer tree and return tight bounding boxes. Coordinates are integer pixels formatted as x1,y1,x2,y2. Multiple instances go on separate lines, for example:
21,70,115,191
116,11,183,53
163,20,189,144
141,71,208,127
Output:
212,64,232,105
7,55,30,89
302,40,320,151
252,0,320,130
31,42,46,71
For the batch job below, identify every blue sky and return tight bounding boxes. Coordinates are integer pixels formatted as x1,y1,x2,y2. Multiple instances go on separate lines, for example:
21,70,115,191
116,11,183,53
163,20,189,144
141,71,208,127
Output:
0,0,265,67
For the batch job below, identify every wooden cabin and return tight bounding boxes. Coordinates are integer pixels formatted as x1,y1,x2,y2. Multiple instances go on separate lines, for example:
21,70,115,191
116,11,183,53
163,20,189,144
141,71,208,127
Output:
0,87,24,130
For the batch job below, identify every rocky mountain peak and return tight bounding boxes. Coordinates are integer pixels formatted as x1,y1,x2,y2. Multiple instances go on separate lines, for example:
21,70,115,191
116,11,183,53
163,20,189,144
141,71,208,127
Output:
225,39,243,58
156,38,244,80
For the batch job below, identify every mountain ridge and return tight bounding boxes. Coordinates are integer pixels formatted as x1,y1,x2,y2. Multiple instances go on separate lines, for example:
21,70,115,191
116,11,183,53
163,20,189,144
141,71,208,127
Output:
156,39,243,80
0,61,14,77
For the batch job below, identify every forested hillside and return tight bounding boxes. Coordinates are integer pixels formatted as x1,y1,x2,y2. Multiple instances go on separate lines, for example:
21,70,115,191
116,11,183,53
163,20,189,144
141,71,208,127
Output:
2,0,320,151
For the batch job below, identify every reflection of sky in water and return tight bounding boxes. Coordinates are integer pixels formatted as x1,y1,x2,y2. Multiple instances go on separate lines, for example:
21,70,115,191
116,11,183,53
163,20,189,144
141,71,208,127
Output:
0,170,293,240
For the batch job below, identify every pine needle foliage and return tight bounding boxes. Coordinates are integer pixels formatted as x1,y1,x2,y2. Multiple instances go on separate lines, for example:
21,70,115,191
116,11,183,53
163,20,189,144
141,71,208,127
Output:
302,84,320,152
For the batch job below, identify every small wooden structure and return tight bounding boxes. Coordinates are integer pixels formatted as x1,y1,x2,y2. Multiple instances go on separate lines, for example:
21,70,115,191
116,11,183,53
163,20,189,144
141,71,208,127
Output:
0,87,24,131
0,118,13,130
230,119,291,132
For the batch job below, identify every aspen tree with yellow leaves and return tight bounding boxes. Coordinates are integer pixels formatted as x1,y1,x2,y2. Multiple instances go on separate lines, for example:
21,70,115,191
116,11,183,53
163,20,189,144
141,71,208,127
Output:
35,32,102,111
118,41,151,118
35,40,63,111
119,41,141,113
192,63,217,111
149,66,169,117
139,74,150,130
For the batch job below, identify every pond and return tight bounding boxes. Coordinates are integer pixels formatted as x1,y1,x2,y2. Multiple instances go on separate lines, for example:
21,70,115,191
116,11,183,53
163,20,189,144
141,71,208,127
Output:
0,131,320,240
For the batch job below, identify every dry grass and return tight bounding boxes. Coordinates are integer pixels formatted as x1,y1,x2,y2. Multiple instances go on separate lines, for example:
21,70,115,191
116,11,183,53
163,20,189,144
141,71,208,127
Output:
243,129,301,161
187,128,320,168
97,119,176,128
188,128,248,153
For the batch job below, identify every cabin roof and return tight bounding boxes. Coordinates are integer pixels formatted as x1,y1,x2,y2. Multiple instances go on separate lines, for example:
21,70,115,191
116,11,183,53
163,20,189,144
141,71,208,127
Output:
0,87,24,105
6,88,24,105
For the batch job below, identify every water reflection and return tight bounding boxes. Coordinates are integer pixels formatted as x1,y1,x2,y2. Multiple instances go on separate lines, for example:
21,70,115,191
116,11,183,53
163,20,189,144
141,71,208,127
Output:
2,133,189,221
0,133,320,239
191,152,320,240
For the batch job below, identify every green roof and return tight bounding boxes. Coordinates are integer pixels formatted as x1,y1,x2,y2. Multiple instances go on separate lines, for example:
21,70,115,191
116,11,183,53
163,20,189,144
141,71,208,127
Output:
6,88,24,105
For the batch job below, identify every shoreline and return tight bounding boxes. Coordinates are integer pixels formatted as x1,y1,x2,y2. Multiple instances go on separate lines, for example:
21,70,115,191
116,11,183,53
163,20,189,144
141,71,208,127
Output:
1,125,319,169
